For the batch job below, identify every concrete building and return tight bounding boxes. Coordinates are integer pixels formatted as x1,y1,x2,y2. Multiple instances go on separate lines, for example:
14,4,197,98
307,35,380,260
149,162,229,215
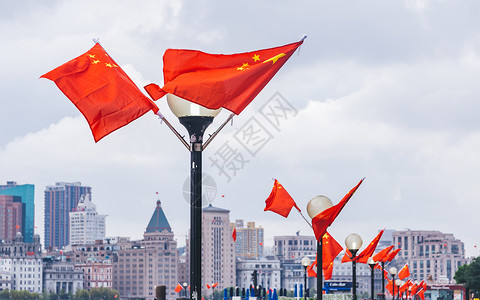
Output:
0,259,12,291
43,258,84,294
0,181,35,243
274,234,317,261
44,182,92,250
392,229,466,283
69,193,106,246
0,195,23,241
112,200,178,300
236,257,281,290
75,258,112,290
232,220,264,259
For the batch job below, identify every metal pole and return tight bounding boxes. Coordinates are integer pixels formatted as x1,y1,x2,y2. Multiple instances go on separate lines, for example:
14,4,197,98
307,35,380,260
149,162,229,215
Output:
352,256,357,300
304,265,308,300
382,262,385,297
317,240,323,300
370,265,375,300
392,274,395,300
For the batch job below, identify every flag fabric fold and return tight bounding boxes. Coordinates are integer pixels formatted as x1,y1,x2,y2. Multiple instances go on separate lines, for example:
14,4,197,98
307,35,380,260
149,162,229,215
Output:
384,248,401,262
144,40,304,115
398,263,410,280
311,179,364,241
264,179,300,218
373,245,394,262
356,229,385,263
41,43,159,142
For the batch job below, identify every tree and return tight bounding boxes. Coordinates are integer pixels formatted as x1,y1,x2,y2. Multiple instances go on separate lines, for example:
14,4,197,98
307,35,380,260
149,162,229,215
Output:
454,257,480,299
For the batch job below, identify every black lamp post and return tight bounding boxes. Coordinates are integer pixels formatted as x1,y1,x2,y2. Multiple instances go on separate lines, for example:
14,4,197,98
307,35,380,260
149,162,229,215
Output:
367,257,376,300
345,233,363,300
306,196,333,300
389,267,398,300
301,256,311,300
167,94,221,300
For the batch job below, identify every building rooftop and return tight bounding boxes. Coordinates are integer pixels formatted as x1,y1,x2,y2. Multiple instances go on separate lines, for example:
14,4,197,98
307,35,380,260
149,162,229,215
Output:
145,200,172,233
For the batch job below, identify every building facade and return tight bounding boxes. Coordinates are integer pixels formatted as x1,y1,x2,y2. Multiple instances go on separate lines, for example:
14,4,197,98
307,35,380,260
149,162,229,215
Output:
274,234,317,261
44,182,92,250
112,200,178,300
233,220,264,259
392,230,466,283
69,193,106,246
0,195,23,241
43,258,84,294
0,181,35,243
236,257,281,290
75,258,112,290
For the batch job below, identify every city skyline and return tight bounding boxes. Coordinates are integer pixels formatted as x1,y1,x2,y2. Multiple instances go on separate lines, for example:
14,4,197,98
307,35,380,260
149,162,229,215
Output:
1,1,480,258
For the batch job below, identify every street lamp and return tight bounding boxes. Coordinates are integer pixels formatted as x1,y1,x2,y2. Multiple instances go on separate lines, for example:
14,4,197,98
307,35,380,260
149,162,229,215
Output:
306,195,333,300
367,257,376,300
389,267,398,300
168,94,221,300
345,233,363,300
301,256,311,300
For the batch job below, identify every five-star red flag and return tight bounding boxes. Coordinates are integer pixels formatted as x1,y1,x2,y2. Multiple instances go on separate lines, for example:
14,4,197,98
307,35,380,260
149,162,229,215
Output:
418,289,425,300
373,245,394,262
264,179,300,218
175,284,183,293
322,232,343,275
312,179,364,241
232,228,237,242
384,248,401,262
356,229,385,263
398,263,410,280
307,257,317,277
144,39,304,115
41,43,159,142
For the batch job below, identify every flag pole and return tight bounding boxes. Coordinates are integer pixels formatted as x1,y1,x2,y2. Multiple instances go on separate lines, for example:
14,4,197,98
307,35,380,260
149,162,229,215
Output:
296,208,314,230
155,111,191,151
202,113,235,150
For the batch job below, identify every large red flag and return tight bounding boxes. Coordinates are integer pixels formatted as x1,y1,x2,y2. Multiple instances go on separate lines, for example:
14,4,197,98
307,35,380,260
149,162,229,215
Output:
322,232,343,272
41,43,159,142
384,248,401,262
311,179,364,241
356,229,385,263
398,263,410,280
373,245,394,262
144,39,304,115
264,179,300,218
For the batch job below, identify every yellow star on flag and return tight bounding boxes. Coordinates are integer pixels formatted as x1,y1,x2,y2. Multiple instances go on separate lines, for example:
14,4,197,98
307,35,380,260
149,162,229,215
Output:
92,60,100,64
263,53,286,65
252,54,260,62
105,63,113,68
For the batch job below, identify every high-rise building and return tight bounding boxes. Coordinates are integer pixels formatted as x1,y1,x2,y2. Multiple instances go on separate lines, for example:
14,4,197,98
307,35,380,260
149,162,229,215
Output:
232,220,264,259
69,194,106,246
0,195,23,241
392,229,466,283
44,182,91,250
274,233,317,261
191,204,236,295
0,181,35,243
112,199,178,300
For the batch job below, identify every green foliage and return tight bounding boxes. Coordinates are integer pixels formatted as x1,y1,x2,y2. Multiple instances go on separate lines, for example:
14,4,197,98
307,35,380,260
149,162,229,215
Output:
454,257,480,298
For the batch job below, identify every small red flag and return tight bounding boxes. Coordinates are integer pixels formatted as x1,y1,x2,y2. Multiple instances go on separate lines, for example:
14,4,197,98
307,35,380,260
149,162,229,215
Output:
398,263,410,280
175,284,183,293
232,228,237,242
307,257,317,278
384,248,401,262
41,43,159,142
212,282,218,288
312,179,363,241
418,289,425,300
373,245,394,262
356,229,385,263
383,269,389,279
341,249,353,263
264,179,300,218
207,284,211,289
144,40,304,115
374,263,382,270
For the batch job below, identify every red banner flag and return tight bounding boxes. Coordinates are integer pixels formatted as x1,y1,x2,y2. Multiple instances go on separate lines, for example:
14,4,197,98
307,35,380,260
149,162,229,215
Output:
307,257,317,278
232,228,237,242
323,261,334,280
384,248,401,262
356,229,385,263
175,284,183,293
398,263,410,280
144,39,304,115
264,179,300,218
373,245,394,262
41,43,159,142
311,179,364,241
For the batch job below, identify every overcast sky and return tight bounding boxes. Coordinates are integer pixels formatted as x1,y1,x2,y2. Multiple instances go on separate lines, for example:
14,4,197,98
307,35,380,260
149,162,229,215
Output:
1,0,480,258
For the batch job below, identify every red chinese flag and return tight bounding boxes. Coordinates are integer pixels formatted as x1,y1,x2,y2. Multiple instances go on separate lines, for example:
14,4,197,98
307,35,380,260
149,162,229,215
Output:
418,289,425,300
175,284,183,293
322,232,343,271
374,263,382,270
411,283,418,295
212,283,218,288
232,228,237,242
341,249,353,263
398,263,410,280
323,261,334,280
386,280,393,295
144,40,304,115
41,43,159,142
356,229,385,263
307,258,317,278
384,248,401,262
383,269,389,280
373,245,394,262
207,284,211,289
264,179,300,218
312,179,364,241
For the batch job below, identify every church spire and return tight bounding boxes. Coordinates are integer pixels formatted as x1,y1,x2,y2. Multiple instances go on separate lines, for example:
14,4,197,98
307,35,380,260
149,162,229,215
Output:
145,195,172,233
